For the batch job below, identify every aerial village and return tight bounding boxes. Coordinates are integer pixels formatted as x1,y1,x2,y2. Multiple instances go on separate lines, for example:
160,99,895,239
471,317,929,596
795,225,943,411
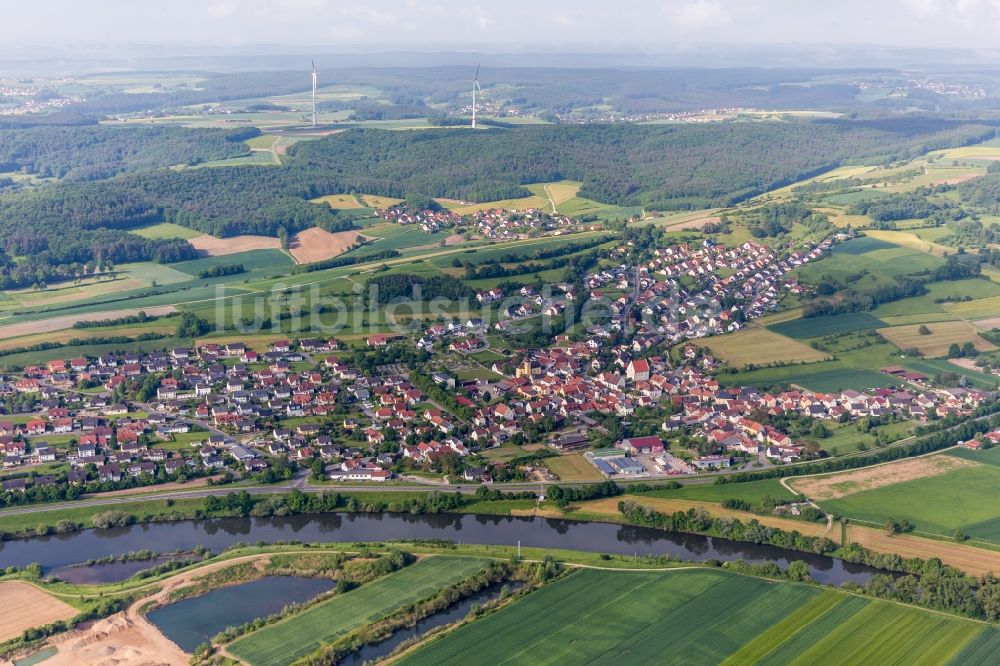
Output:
0,233,993,499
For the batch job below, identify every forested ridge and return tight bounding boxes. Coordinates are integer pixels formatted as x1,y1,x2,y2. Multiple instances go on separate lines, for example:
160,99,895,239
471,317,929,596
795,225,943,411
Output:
0,125,259,181
289,119,994,208
0,117,991,286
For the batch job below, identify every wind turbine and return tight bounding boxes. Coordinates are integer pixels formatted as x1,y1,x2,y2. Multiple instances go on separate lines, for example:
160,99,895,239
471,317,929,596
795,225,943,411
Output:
472,64,482,129
311,60,317,128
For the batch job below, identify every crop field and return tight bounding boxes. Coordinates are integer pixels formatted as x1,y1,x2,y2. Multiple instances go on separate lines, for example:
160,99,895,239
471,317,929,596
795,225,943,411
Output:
312,193,366,209
636,478,795,503
948,295,1000,319
947,445,1000,467
129,222,203,240
796,238,944,285
769,313,886,339
360,194,404,209
863,229,953,256
580,496,830,537
822,189,888,205
878,321,996,357
1,275,149,308
721,361,900,393
544,455,604,482
170,249,293,278
187,234,282,256
900,358,999,389
765,597,981,665
0,582,77,642
227,556,489,666
0,323,178,352
814,456,1000,540
847,525,1000,577
700,327,830,367
530,180,580,206
401,568,985,666
288,228,362,264
830,236,897,255
874,279,1000,318
437,194,551,215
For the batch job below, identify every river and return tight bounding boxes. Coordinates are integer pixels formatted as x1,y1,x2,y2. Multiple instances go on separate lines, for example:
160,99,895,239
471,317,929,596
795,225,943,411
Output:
0,512,882,586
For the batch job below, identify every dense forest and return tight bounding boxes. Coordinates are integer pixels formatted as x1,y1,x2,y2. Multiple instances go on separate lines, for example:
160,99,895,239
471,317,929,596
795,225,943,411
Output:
0,117,991,282
959,162,1000,214
289,119,995,209
0,125,259,181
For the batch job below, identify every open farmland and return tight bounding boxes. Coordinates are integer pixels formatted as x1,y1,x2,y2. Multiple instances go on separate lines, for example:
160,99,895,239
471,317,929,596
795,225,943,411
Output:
578,496,830,537
288,227,363,264
400,568,984,666
170,250,293,278
701,327,830,367
878,320,997,357
791,455,976,501
227,556,488,666
360,194,404,209
809,453,1000,541
0,305,177,341
129,222,204,240
187,234,282,256
544,454,604,482
0,581,77,642
769,313,886,339
312,193,366,209
848,525,1000,577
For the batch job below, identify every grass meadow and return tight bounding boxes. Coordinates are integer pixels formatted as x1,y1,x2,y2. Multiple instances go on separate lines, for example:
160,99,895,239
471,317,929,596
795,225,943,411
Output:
400,568,984,665
818,456,1000,540
228,556,489,666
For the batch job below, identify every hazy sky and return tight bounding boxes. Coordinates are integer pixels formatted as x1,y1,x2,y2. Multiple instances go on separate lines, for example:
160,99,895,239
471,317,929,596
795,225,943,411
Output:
6,0,1000,51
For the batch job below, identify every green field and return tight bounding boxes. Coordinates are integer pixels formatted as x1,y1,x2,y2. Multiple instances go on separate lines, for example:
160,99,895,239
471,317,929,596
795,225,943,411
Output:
636,478,795,503
720,363,899,392
875,279,1000,318
228,556,489,666
769,313,886,339
400,568,984,665
819,456,1000,540
169,249,293,278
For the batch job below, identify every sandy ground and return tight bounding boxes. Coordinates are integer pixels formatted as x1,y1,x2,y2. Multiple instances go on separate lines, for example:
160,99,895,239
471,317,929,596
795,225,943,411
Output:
44,612,189,666
40,554,273,666
288,227,363,264
0,306,177,342
0,582,77,643
577,495,831,539
849,525,1000,577
791,455,978,501
948,357,989,373
188,234,281,256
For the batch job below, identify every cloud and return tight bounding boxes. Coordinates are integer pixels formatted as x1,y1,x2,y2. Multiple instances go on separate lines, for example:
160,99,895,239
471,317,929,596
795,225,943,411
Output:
206,1,237,18
664,0,730,27
338,6,401,26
